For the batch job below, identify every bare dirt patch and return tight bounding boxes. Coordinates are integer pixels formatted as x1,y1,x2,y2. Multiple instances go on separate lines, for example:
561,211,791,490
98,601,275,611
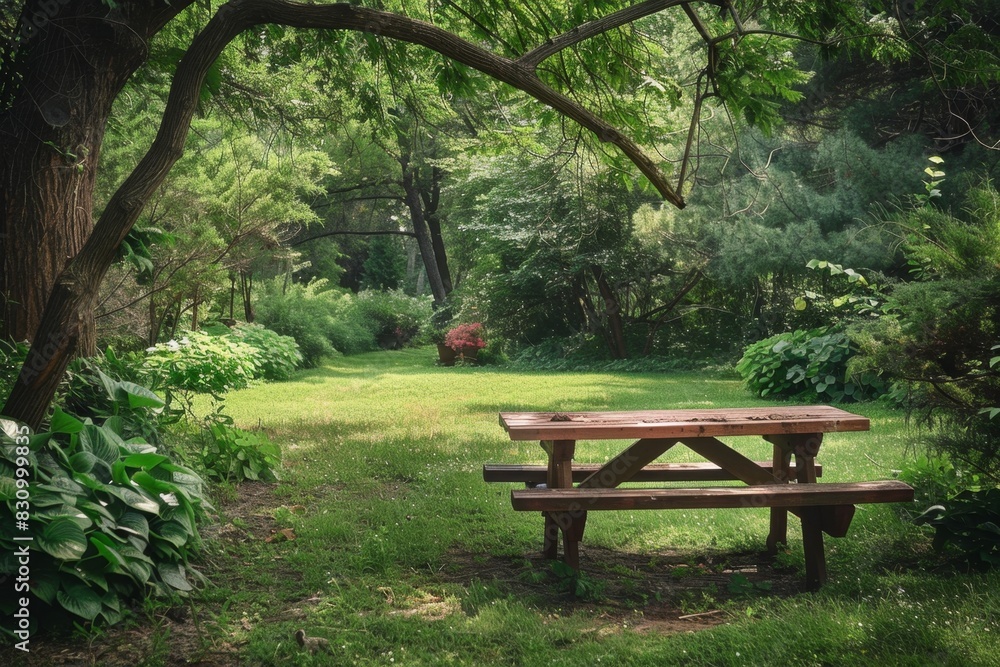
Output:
434,545,804,634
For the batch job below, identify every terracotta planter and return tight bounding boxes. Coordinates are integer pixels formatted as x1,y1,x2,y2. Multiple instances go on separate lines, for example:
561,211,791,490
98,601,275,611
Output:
459,346,480,362
437,343,457,366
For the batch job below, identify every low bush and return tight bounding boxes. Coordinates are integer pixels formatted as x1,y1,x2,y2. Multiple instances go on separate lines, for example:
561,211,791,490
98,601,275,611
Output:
0,410,209,629
254,279,345,366
736,328,886,401
898,453,982,513
914,487,1000,570
227,323,302,381
254,280,433,361
200,422,282,483
62,349,175,445
352,289,431,349
144,331,258,395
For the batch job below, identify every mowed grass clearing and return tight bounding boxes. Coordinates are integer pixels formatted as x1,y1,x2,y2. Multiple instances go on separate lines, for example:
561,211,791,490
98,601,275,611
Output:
86,349,1000,666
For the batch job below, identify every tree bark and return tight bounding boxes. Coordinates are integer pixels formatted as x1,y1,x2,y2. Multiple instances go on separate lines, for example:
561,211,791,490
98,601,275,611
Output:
421,165,453,294
240,271,255,322
0,1,193,352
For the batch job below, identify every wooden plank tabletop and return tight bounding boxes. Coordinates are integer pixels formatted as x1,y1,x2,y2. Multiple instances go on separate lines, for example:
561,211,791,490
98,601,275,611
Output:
499,406,869,441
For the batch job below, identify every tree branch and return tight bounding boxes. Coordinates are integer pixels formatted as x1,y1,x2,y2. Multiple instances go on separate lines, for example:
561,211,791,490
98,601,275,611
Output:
290,229,416,246
518,0,701,68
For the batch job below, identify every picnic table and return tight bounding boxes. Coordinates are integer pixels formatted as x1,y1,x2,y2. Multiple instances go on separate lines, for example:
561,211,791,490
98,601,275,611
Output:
485,406,913,590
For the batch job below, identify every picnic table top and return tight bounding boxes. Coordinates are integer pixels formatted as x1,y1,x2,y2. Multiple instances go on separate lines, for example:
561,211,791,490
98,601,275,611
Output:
499,405,870,441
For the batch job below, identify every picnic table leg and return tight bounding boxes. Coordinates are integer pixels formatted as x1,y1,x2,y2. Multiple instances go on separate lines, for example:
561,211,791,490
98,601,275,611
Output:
541,440,580,562
800,505,827,591
766,443,792,554
792,438,827,590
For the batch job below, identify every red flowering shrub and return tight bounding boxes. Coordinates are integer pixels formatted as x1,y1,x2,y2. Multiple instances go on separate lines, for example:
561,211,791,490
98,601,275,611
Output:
444,323,486,351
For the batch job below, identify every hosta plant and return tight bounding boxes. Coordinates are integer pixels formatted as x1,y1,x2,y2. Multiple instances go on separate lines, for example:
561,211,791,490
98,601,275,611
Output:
737,328,886,402
144,330,258,395
0,405,210,630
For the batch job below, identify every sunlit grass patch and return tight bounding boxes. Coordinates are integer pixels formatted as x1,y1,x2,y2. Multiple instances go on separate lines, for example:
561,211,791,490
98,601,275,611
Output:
184,349,1000,666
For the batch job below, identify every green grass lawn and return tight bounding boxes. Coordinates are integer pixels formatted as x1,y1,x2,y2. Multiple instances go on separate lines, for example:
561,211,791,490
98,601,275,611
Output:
61,349,1000,666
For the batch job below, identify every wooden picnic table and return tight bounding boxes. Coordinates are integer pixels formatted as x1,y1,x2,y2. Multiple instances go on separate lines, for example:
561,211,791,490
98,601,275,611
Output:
490,406,912,590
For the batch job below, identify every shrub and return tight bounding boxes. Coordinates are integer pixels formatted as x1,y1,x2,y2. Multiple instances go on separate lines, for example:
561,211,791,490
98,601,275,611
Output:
898,454,982,513
736,328,886,401
352,289,432,349
143,331,258,395
62,349,174,445
0,410,209,629
254,279,344,366
914,487,1000,570
227,323,302,381
200,422,282,483
444,322,486,352
254,280,432,360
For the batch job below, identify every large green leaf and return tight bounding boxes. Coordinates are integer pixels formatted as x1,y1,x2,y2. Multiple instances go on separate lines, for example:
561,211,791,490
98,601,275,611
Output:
118,381,165,410
90,534,128,570
102,485,160,514
157,562,193,591
0,476,16,501
29,563,59,604
37,518,88,560
152,520,193,548
56,582,103,620
117,511,150,540
82,424,121,466
69,451,98,474
123,453,169,470
49,407,84,434
34,504,93,530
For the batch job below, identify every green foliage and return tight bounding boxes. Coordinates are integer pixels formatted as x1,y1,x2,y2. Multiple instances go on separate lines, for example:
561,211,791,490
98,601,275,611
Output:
62,350,172,446
226,323,303,381
914,488,1000,571
713,33,811,135
200,422,281,484
143,331,258,395
0,411,209,629
352,289,432,349
898,454,981,513
0,338,29,399
846,173,1000,480
254,280,432,362
254,279,342,366
549,561,604,601
736,328,886,401
360,236,407,291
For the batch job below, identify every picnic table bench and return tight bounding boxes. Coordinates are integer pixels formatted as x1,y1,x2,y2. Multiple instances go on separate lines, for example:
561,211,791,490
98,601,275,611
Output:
485,406,913,590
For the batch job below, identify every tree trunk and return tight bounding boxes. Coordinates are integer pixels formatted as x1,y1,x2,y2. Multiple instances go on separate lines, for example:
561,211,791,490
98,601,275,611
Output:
400,155,447,304
190,285,200,331
420,165,453,293
591,265,627,359
0,1,192,353
240,271,254,322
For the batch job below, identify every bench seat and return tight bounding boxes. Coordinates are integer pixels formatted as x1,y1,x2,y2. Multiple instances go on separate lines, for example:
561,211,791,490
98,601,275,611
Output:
484,461,822,485
511,480,913,512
